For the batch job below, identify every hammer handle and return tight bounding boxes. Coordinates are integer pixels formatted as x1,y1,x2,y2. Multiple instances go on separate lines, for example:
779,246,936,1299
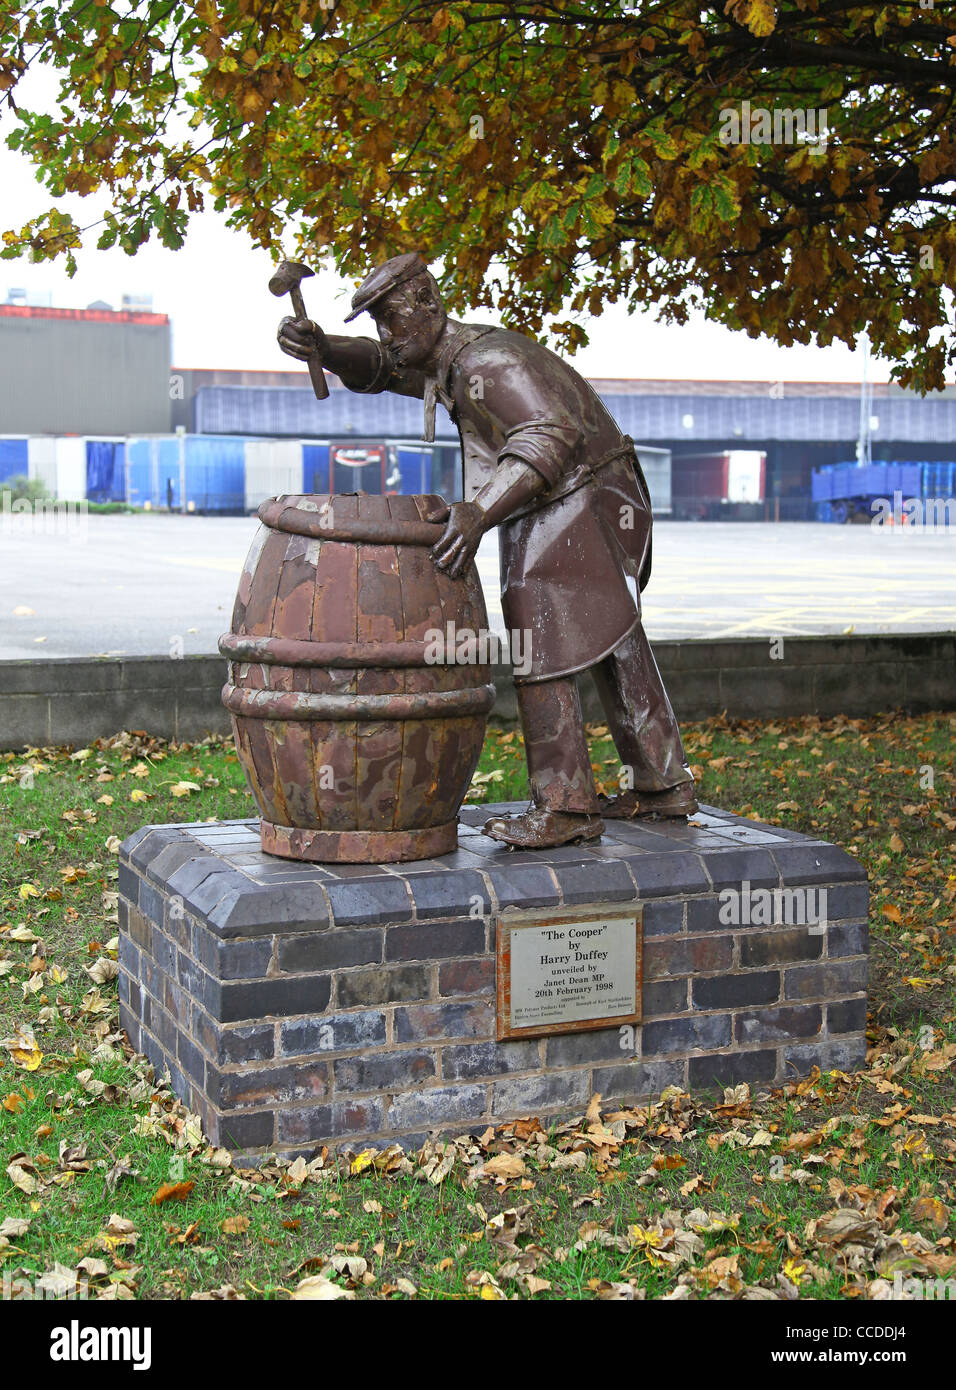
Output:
289,283,329,401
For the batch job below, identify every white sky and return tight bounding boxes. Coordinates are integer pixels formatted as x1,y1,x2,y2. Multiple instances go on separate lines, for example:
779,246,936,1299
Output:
0,68,891,384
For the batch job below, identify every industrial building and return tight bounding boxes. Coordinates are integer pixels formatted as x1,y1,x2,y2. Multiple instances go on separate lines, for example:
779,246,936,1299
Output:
0,301,171,436
184,371,956,521
1,294,954,517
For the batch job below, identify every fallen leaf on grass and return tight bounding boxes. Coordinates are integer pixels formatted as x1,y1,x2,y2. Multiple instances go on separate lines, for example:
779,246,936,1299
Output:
36,1263,81,1298
9,926,39,942
168,1221,201,1246
920,1043,956,1073
482,1153,528,1182
85,957,119,984
97,1214,139,1252
0,1212,31,1243
58,1141,90,1172
592,1279,642,1300
807,1209,880,1247
519,1273,552,1296
152,1181,195,1205
465,1270,505,1299
1,1030,42,1071
910,1196,949,1235
291,1275,354,1301
221,1215,250,1236
550,1150,589,1171
652,1153,687,1171
170,782,202,798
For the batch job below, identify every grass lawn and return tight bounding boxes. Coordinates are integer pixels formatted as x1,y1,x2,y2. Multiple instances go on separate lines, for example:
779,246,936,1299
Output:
0,712,953,1301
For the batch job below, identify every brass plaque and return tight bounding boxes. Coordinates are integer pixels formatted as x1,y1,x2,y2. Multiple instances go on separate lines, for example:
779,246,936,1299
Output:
496,905,643,1041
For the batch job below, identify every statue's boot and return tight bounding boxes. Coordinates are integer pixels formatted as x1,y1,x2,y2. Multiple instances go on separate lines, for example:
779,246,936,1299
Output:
482,806,605,849
597,785,698,819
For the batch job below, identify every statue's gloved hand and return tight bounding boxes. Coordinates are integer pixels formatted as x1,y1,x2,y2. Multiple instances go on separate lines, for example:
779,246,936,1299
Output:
277,315,329,363
427,500,485,578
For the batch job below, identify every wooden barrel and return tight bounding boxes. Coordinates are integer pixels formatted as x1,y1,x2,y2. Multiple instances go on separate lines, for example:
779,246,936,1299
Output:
219,493,495,863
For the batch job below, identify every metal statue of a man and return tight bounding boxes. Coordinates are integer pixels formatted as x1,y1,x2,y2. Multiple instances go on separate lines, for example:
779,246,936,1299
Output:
277,252,697,850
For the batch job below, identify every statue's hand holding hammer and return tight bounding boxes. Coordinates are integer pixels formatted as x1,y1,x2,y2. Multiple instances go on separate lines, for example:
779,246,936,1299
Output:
277,315,329,364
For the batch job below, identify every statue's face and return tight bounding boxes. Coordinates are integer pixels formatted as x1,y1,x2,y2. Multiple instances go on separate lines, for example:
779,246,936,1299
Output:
372,273,447,367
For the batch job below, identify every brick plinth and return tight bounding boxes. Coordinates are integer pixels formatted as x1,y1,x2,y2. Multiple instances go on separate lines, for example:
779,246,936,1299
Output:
118,804,869,1160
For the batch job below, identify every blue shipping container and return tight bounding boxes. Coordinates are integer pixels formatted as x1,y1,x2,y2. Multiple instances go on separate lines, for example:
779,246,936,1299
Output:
126,435,245,512
302,442,330,493
127,437,182,509
0,437,29,483
388,443,432,494
85,440,126,503
183,435,245,513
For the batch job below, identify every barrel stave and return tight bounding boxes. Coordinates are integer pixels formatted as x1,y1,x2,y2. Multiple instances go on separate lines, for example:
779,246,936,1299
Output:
222,492,493,861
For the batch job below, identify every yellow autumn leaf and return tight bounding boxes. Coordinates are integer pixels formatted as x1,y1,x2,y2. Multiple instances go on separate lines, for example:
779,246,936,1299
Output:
18,883,40,901
725,0,778,38
129,789,149,803
350,1150,375,1175
170,782,201,798
2,1030,43,1071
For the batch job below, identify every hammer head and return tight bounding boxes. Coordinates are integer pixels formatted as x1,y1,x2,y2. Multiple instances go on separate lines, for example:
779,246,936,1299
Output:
269,259,315,297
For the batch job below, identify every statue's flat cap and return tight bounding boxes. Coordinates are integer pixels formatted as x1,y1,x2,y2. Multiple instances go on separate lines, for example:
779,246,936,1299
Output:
344,252,429,322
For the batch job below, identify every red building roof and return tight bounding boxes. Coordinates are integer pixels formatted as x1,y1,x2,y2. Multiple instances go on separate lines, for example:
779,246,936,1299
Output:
0,304,168,326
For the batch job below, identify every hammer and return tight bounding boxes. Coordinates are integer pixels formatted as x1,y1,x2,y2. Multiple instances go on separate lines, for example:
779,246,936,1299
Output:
269,259,329,400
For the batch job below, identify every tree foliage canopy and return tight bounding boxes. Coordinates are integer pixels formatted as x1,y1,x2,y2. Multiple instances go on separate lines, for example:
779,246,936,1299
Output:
1,1,954,388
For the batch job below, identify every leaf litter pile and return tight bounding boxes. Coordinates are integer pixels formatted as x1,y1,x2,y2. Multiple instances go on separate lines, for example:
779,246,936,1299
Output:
0,712,953,1300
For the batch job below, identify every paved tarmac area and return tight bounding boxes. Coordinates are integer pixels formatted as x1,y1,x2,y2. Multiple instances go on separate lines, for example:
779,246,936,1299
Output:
1,513,953,660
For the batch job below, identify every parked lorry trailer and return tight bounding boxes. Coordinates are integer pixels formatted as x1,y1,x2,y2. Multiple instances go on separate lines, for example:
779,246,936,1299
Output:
812,461,956,524
671,450,766,520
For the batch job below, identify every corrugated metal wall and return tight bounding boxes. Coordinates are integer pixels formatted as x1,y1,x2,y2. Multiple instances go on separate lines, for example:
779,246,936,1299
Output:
193,382,956,446
0,316,171,435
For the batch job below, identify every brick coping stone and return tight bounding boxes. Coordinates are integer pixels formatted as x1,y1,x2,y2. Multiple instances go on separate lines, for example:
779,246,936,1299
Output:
117,803,868,1163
